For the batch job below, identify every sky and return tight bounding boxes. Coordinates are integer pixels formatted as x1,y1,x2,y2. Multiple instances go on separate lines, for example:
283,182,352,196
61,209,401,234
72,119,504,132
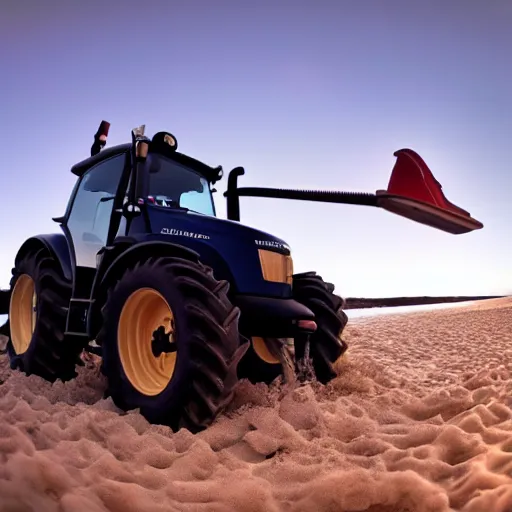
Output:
1,0,511,298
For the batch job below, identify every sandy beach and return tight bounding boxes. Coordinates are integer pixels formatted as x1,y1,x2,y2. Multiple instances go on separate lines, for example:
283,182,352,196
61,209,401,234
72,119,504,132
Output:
1,297,512,512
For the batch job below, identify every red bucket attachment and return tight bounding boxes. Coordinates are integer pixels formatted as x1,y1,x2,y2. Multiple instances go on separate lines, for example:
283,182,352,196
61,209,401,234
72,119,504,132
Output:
376,149,483,234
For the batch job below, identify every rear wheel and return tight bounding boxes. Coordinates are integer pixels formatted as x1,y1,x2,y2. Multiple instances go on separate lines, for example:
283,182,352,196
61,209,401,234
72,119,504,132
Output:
6,246,77,382
97,256,249,433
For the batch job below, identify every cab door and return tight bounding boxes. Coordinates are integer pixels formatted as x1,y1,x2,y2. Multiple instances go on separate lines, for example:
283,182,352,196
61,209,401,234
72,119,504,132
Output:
65,154,126,269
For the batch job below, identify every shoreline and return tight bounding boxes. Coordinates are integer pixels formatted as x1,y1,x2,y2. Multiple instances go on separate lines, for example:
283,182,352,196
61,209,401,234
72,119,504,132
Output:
343,295,505,309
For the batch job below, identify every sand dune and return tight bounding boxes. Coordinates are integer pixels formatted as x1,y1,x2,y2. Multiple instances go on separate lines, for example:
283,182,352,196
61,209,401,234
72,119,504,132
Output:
1,298,512,511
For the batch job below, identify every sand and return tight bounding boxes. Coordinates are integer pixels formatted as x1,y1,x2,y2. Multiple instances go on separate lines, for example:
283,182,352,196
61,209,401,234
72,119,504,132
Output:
1,297,512,512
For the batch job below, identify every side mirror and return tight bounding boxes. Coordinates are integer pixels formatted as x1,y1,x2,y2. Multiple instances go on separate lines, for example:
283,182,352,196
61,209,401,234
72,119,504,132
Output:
122,199,142,220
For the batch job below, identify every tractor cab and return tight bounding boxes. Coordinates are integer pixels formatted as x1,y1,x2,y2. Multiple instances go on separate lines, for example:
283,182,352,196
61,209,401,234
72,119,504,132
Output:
55,124,223,270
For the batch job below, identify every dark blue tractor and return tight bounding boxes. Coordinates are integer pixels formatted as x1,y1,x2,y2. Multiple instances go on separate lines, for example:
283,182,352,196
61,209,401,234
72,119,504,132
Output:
0,121,483,432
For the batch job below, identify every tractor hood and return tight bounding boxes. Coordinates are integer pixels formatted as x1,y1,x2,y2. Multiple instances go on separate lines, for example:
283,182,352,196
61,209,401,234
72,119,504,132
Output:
145,205,292,297
152,208,290,252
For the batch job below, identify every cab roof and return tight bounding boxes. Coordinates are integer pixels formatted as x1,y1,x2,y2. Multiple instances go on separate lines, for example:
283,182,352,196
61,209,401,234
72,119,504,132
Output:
70,143,223,183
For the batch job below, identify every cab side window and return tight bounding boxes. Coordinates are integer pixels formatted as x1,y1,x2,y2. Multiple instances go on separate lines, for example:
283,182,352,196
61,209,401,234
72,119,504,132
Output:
67,154,125,268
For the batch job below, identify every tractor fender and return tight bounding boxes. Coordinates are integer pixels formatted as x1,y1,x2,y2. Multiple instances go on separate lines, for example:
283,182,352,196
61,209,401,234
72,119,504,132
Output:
97,240,201,290
88,240,201,338
13,234,72,282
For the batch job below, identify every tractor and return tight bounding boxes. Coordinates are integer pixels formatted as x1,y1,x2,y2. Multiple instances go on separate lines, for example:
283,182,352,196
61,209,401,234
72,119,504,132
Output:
0,121,483,432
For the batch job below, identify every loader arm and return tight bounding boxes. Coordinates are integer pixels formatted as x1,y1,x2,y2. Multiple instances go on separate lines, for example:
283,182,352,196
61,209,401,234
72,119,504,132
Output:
224,149,483,235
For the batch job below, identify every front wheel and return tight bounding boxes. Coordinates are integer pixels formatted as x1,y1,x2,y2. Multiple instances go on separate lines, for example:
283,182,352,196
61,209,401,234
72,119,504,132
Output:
292,271,348,384
97,256,249,433
237,272,348,386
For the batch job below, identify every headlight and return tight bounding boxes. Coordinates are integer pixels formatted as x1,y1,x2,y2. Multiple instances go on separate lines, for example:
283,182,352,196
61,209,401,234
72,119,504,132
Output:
258,249,293,285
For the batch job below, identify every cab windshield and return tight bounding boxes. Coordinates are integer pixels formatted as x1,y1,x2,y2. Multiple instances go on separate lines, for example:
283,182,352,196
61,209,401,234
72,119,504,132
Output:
146,154,215,216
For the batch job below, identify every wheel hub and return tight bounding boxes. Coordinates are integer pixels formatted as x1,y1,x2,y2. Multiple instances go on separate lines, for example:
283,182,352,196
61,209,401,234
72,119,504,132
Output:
151,325,177,357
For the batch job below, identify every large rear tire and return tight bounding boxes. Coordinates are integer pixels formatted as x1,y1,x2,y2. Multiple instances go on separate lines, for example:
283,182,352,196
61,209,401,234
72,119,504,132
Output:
6,246,77,382
97,256,249,433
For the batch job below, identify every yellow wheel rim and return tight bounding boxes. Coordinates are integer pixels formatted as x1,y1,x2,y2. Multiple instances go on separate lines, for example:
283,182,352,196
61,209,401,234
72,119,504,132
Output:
252,336,281,364
9,274,37,355
118,288,176,396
